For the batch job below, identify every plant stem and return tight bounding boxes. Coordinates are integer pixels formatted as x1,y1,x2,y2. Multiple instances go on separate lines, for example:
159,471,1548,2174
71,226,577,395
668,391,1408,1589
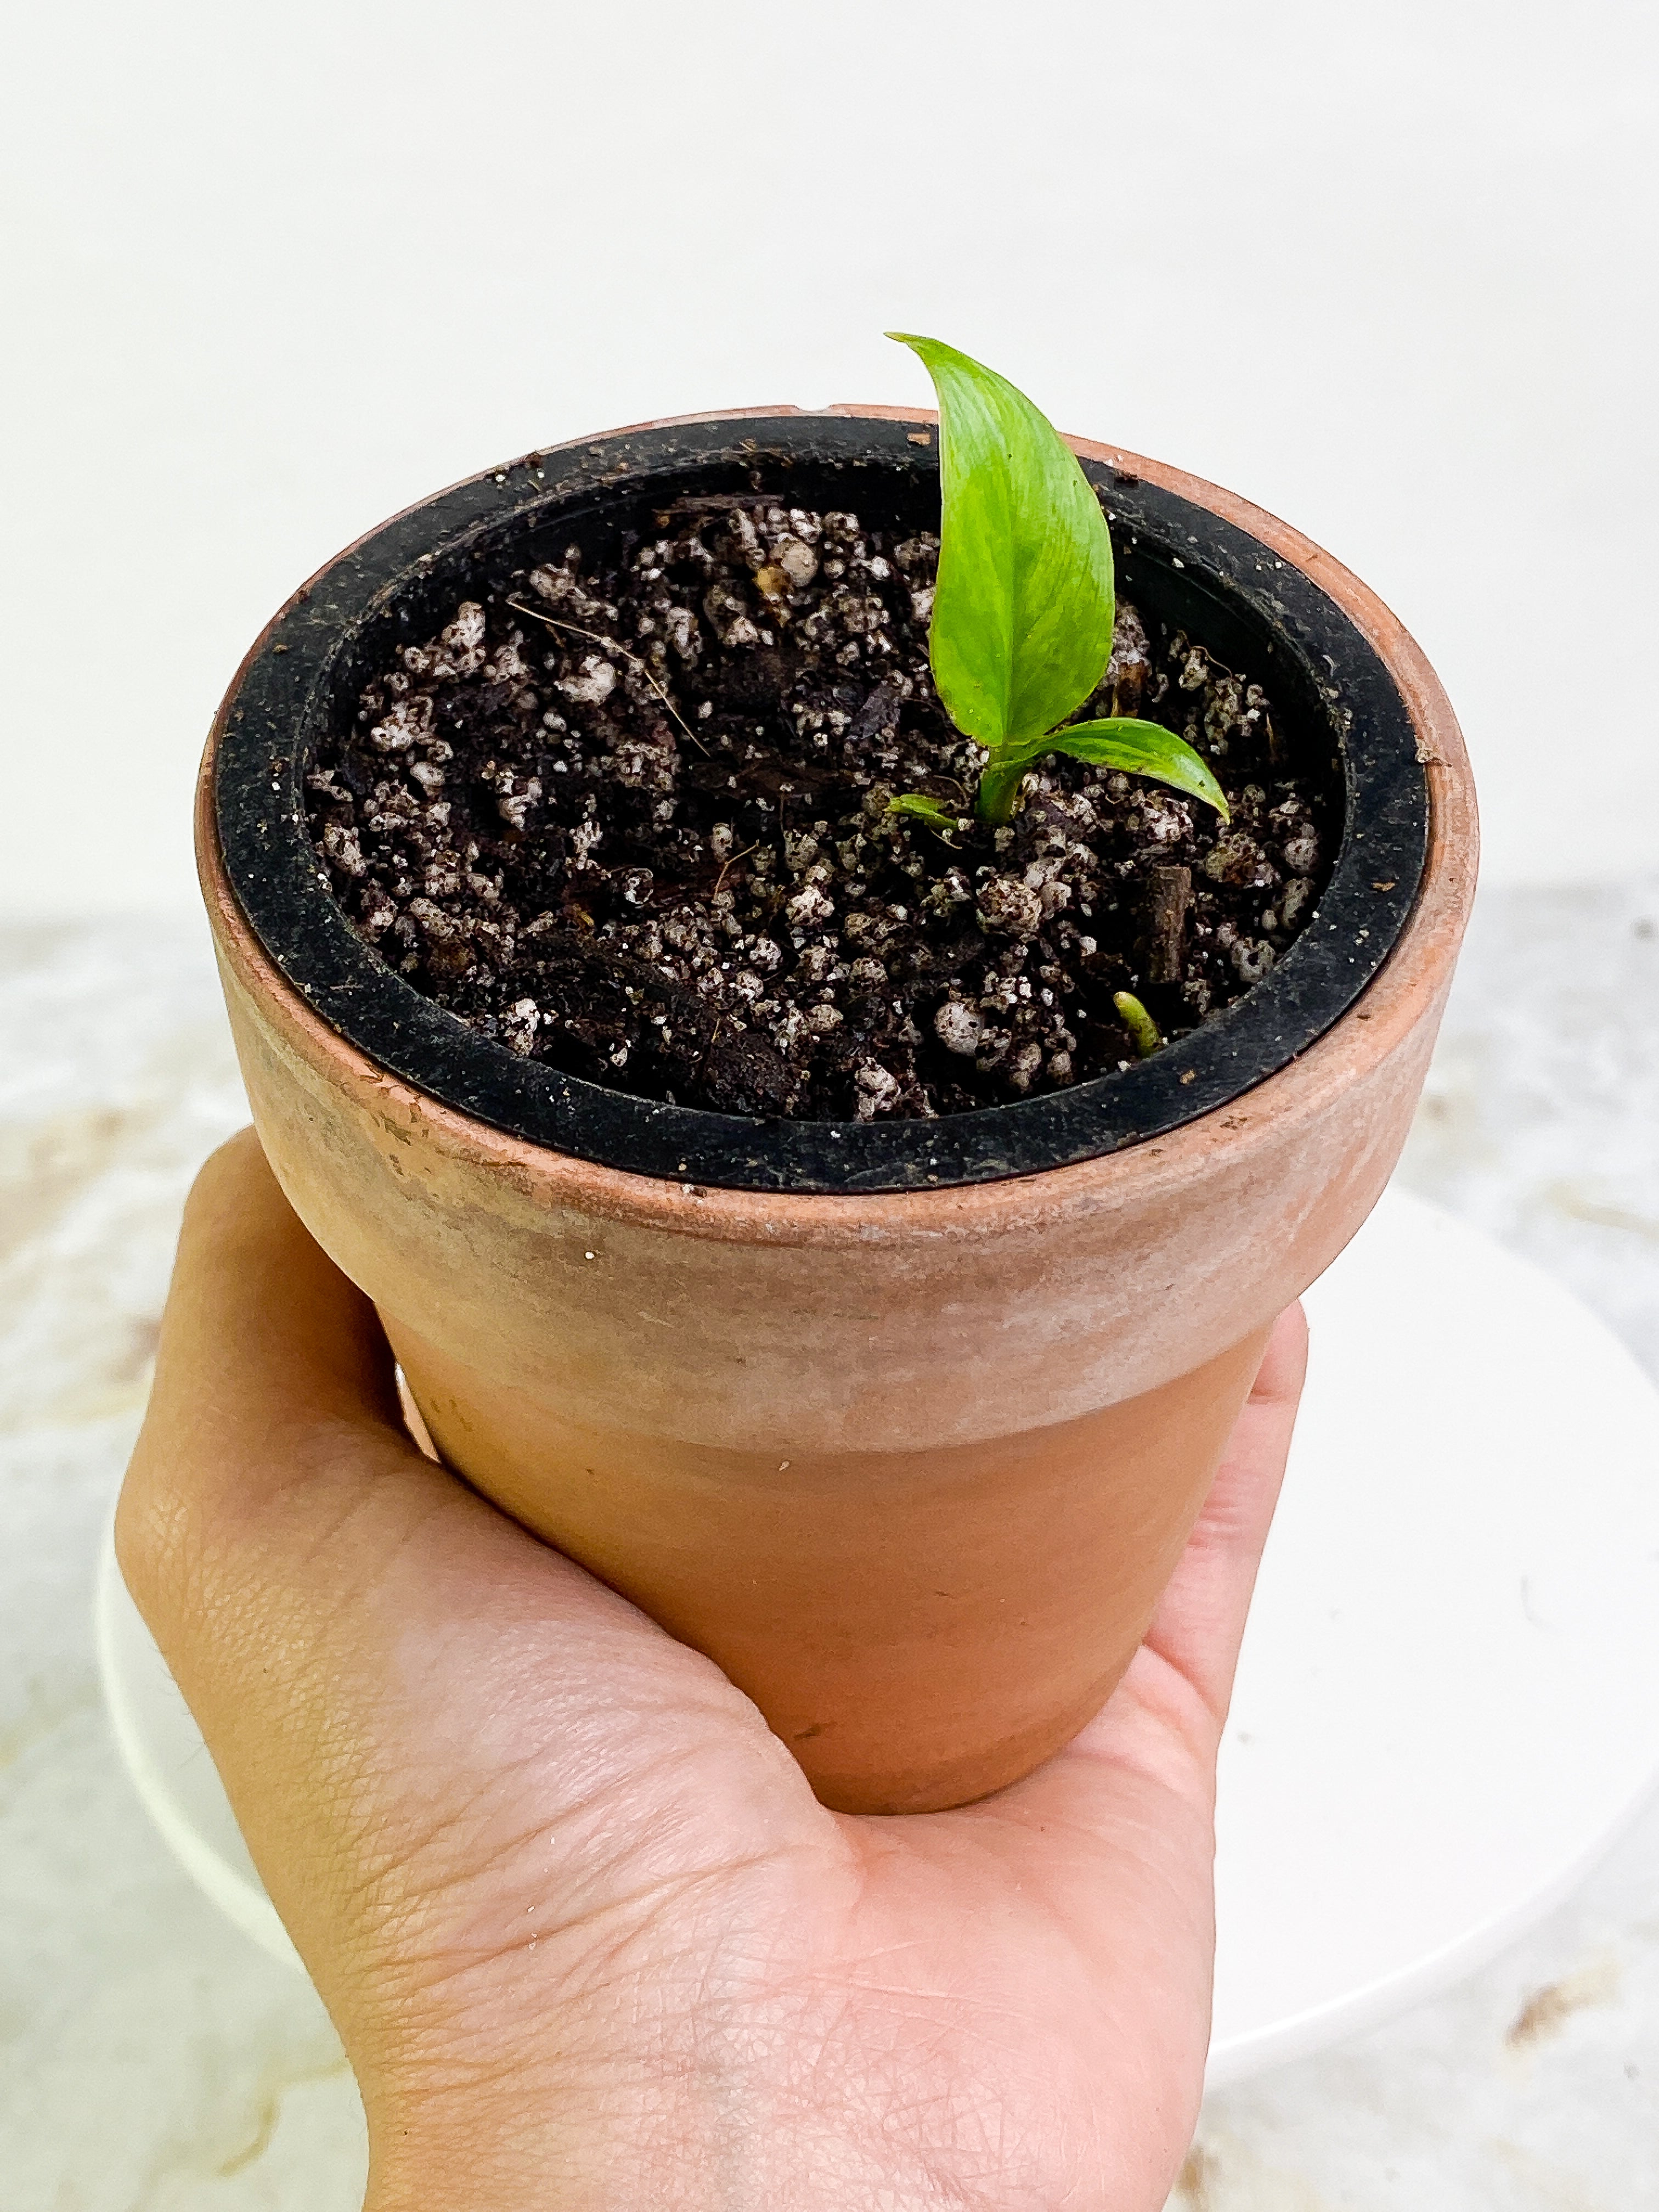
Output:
977,758,1027,825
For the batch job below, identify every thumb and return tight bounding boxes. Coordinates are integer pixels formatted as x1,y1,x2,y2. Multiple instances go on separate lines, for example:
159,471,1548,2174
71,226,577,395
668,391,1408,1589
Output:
115,1132,747,1988
117,1124,532,1680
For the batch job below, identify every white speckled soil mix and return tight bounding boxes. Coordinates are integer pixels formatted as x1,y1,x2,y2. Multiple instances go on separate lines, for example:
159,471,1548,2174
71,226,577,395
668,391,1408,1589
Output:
308,493,1335,1121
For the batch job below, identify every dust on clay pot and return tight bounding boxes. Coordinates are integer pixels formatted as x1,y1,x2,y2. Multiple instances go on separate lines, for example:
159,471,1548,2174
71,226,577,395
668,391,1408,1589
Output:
200,350,1476,1814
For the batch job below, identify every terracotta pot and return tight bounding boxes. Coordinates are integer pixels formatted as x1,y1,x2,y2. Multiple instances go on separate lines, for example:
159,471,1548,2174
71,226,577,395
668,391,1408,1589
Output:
198,407,1476,1813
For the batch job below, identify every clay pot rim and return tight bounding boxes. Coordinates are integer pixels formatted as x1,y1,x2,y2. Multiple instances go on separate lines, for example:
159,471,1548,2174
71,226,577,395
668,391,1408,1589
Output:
210,410,1425,1193
200,405,1476,1245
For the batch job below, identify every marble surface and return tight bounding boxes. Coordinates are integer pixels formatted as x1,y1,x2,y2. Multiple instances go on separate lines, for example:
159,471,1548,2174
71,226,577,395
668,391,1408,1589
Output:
2,886,1657,2209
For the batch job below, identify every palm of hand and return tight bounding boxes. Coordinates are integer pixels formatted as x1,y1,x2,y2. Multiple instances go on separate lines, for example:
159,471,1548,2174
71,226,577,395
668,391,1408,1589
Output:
119,1132,1303,2212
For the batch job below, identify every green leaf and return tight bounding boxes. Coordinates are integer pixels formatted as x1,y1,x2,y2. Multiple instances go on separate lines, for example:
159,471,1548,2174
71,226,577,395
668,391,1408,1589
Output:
1035,718,1231,821
888,333,1115,753
887,792,964,835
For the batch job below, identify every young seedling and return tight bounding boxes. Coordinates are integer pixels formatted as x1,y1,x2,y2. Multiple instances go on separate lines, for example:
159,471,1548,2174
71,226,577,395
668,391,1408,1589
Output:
885,335,1229,834
1112,990,1163,1059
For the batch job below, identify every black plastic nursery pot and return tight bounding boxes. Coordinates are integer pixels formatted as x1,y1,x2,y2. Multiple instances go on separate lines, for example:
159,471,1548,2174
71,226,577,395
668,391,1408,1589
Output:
213,407,1435,1195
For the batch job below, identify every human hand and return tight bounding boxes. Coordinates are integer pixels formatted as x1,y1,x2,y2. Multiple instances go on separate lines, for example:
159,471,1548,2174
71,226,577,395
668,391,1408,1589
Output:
117,1130,1307,2212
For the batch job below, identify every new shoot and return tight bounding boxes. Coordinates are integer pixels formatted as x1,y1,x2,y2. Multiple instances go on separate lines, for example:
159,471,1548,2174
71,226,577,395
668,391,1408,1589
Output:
1112,990,1163,1059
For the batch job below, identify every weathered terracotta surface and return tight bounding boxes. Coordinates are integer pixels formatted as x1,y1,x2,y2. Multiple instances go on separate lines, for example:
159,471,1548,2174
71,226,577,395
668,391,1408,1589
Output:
198,411,1479,1813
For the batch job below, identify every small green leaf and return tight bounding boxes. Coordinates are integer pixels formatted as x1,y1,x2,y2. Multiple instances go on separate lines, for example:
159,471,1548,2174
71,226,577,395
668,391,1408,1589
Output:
887,792,964,835
888,333,1114,753
1037,718,1231,821
1113,990,1164,1058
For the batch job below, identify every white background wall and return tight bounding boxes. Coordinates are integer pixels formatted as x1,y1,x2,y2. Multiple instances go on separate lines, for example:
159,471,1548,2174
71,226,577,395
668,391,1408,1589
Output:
2,0,1653,915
